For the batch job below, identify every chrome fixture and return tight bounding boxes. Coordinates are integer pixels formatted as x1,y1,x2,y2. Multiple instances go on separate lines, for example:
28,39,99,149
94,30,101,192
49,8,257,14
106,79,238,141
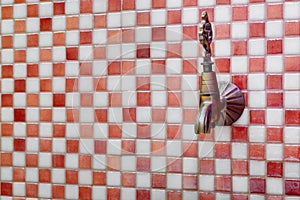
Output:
194,11,245,134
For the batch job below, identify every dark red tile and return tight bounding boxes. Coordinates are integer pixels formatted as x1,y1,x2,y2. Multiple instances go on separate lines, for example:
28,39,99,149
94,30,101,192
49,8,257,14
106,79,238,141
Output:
285,180,300,195
137,157,151,172
152,174,166,188
66,47,78,60
285,110,300,125
1,182,12,196
215,143,231,158
267,162,283,177
250,110,265,124
267,127,283,143
267,74,282,89
40,18,52,31
54,2,65,15
136,189,150,200
267,40,282,54
14,138,26,151
231,126,248,142
215,176,232,192
250,178,266,193
52,154,65,168
14,109,26,122
53,94,65,107
250,22,265,38
137,44,150,58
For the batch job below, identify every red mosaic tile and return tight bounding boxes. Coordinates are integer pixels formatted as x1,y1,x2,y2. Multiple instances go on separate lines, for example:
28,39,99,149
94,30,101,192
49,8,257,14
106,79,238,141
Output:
66,109,79,122
80,31,92,44
123,0,135,10
167,158,182,173
53,94,65,107
137,124,151,139
14,50,26,63
267,92,283,107
152,0,166,8
80,124,93,138
285,180,300,196
167,76,181,90
249,144,265,160
67,140,79,153
93,171,106,185
67,16,79,30
167,10,182,24
94,14,106,28
215,176,232,192
122,173,136,187
79,155,92,169
26,153,38,167
137,44,150,58
232,6,248,21
2,94,13,107
109,124,122,138
94,140,107,154
249,57,265,72
94,109,108,123
183,175,198,190
137,157,150,172
285,110,300,125
250,22,265,38
2,65,13,78
2,35,13,48
267,161,283,177
231,126,248,142
182,59,197,74
40,109,52,122
26,94,39,107
94,77,107,91
183,0,197,6
284,56,300,72
167,191,182,200
152,174,166,188
183,108,197,123
66,47,78,60
1,182,13,196
199,192,215,200
168,92,182,107
79,186,92,200
40,48,52,61
54,2,65,15
80,0,92,13
167,125,181,139
27,4,38,17
137,189,150,200
250,178,266,193
122,60,135,74
137,11,150,26
137,92,151,106
167,43,182,58
53,124,65,138
266,127,283,143
267,3,283,20
26,123,39,137
267,39,282,54
1,124,13,136
108,0,121,12
52,185,65,199
66,170,78,184
107,29,121,44
53,63,65,76
107,156,121,171
183,25,197,40
123,108,136,122
40,18,52,31
1,153,13,166
232,160,248,175
232,194,248,200
267,74,282,89
199,159,214,174
215,143,231,158
152,27,166,41
14,138,26,151
183,141,198,157
151,141,166,156
199,8,214,22
26,183,38,198
13,167,25,182
53,32,65,46
39,169,51,183
14,109,26,122
14,20,26,33
136,77,150,90
122,140,136,154
109,92,122,107
152,108,166,122
250,110,265,124
107,188,120,200
284,145,300,161
215,24,230,39
232,40,247,56
65,78,78,92
27,64,39,77
285,21,300,36
232,75,247,90
52,154,65,168
2,6,13,19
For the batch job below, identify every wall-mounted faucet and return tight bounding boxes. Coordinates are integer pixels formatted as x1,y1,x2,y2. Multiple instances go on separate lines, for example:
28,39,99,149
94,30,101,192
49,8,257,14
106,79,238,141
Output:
194,11,245,134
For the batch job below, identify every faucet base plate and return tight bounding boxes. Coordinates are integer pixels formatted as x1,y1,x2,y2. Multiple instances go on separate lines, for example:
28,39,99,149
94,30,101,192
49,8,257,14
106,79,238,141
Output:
218,82,245,126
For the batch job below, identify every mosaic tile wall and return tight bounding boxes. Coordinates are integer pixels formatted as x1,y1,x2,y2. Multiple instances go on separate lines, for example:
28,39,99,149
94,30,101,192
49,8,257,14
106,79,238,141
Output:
0,0,299,199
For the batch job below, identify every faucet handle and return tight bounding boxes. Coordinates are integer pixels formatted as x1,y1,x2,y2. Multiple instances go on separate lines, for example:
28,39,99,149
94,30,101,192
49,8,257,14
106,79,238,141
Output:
199,11,213,56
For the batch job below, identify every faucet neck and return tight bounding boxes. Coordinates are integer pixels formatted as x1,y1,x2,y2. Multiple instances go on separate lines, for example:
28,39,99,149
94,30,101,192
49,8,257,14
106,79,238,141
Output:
201,55,213,72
